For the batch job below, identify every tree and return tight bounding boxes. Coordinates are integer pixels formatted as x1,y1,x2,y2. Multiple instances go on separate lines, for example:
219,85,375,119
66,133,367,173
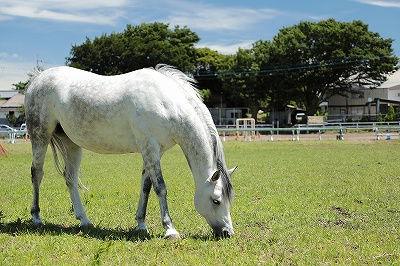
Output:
6,106,24,127
193,47,232,105
66,22,200,74
219,48,263,114
384,105,396,121
255,19,399,115
12,81,28,94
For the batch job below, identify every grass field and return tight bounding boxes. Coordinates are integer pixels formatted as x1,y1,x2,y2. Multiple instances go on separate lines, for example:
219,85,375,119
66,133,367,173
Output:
0,139,399,265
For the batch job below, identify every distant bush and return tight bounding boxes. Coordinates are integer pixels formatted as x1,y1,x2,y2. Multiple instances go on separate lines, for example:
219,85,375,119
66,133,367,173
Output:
384,106,395,121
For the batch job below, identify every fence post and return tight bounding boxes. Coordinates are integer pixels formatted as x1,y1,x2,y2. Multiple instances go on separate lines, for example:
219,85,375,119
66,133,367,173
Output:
8,131,15,144
341,128,344,140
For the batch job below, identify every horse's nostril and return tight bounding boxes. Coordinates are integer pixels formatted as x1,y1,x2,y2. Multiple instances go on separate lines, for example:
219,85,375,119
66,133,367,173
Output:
214,228,233,238
221,230,231,238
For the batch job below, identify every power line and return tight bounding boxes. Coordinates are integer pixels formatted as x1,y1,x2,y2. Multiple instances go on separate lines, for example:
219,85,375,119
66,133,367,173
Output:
193,56,396,79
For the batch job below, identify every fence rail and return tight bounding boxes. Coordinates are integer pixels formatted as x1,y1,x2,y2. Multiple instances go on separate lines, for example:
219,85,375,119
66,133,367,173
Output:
0,130,27,144
2,121,400,143
217,121,400,141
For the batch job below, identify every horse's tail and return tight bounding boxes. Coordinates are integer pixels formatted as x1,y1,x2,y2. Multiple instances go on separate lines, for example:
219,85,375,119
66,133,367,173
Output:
49,134,87,190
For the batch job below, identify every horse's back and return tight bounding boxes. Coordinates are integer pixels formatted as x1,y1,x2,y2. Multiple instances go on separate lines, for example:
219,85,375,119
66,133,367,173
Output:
25,66,200,154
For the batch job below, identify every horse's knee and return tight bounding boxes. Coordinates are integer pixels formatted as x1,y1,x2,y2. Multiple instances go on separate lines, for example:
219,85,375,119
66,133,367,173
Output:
153,176,167,197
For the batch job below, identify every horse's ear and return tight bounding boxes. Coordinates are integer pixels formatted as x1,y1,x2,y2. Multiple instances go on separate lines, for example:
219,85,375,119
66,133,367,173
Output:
211,171,220,182
228,166,238,177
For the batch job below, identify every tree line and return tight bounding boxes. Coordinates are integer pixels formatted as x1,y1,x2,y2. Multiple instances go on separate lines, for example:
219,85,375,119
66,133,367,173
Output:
15,19,400,119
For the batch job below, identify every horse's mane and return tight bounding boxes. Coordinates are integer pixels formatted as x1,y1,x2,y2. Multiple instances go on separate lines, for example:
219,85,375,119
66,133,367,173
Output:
155,64,234,204
154,64,201,101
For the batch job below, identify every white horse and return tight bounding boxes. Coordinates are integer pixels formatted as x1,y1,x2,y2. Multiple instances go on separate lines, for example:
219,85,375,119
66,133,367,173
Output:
24,64,237,239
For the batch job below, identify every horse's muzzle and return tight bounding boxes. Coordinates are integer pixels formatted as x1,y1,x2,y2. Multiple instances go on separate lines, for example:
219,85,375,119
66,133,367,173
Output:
214,227,234,238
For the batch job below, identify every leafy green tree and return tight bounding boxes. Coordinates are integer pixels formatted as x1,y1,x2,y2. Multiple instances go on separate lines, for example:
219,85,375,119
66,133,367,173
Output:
255,19,399,115
384,105,396,121
6,106,25,127
12,81,28,94
66,22,200,74
193,48,231,105
377,113,383,122
218,48,268,115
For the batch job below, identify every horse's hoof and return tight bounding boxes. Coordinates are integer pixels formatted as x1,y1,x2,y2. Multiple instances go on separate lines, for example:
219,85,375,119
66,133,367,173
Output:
32,222,43,228
164,229,180,240
136,231,151,240
80,223,94,230
165,234,180,240
32,215,43,227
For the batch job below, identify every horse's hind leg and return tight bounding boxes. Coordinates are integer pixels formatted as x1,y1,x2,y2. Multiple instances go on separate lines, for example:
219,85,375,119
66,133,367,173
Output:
54,134,92,227
30,140,50,226
134,164,152,234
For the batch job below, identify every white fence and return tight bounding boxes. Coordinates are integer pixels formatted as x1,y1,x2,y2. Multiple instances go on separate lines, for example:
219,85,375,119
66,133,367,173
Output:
0,129,27,143
2,121,400,143
217,121,400,141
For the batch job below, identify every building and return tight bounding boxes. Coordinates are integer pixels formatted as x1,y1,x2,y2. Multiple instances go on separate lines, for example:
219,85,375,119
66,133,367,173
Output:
326,70,400,122
0,92,25,125
209,107,251,125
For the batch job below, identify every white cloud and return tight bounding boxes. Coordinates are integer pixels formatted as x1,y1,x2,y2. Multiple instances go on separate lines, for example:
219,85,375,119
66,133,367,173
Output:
165,2,281,31
0,0,282,30
0,52,20,59
354,0,400,7
0,0,130,25
308,15,329,21
196,41,254,55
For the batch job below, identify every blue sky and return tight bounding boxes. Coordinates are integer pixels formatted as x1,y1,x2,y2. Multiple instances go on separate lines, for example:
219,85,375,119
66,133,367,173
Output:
1,0,400,90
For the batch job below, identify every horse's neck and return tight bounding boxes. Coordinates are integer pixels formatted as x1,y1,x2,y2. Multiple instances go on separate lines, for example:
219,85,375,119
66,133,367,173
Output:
179,130,215,185
177,98,219,184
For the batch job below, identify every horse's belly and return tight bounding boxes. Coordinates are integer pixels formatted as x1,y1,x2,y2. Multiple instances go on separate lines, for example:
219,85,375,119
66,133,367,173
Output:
75,135,140,154
62,124,175,154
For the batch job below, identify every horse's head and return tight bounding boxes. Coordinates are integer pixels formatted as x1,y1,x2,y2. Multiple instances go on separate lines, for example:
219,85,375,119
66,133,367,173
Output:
194,166,237,237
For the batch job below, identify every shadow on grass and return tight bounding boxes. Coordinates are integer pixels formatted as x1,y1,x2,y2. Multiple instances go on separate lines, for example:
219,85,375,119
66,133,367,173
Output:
0,218,152,242
0,218,224,242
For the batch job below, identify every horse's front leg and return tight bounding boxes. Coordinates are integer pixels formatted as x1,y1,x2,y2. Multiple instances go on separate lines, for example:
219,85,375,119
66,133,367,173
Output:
153,166,179,239
139,148,179,239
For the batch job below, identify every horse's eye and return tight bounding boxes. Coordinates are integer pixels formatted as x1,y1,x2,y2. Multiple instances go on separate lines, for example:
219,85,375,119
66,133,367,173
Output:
212,199,221,205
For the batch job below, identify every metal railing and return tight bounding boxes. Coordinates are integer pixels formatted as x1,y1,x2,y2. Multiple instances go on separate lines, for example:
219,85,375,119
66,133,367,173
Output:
2,121,400,143
0,129,27,144
217,121,400,141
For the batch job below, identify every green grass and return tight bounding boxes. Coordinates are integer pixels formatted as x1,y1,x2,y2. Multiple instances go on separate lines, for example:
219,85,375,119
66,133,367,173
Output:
0,140,399,265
